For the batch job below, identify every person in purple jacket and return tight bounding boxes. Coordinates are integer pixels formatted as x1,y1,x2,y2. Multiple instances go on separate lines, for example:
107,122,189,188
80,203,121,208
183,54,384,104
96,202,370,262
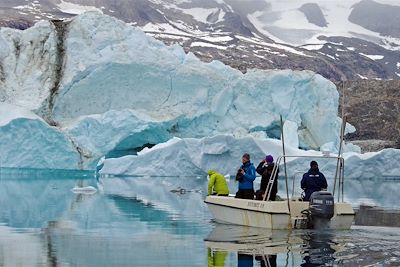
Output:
301,161,328,201
235,153,256,199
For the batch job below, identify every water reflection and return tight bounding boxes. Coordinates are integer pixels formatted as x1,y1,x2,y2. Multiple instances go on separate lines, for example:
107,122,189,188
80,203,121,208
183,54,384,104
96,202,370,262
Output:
1,168,400,266
300,231,335,267
0,169,211,266
205,224,298,267
205,223,400,267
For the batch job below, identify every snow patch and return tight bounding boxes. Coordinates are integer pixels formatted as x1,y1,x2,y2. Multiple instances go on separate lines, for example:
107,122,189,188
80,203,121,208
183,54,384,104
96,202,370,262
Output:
300,44,324,50
57,0,103,15
142,22,191,36
190,41,227,50
182,8,218,24
245,0,400,50
200,35,233,42
318,52,335,60
235,35,310,56
359,53,384,60
357,74,369,79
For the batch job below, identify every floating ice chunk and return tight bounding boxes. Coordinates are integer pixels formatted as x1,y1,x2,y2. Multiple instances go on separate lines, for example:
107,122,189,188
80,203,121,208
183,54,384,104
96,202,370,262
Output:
71,186,97,194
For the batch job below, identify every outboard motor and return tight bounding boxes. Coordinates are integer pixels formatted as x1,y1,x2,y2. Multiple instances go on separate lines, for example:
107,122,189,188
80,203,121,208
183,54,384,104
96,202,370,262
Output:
308,191,334,229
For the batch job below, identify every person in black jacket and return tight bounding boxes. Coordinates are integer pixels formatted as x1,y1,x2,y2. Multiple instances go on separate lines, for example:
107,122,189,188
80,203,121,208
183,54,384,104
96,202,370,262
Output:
255,155,279,201
301,161,328,201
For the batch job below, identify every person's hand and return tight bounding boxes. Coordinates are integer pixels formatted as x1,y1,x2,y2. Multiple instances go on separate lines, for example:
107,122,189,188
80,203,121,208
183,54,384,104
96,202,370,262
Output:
240,169,245,175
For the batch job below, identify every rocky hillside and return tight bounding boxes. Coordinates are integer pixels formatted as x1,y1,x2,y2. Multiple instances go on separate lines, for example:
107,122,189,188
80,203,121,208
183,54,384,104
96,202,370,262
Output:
336,80,400,151
1,0,400,81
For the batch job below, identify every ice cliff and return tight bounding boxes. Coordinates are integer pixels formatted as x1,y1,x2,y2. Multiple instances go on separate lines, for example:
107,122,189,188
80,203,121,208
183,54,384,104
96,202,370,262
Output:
1,12,397,174
0,103,80,169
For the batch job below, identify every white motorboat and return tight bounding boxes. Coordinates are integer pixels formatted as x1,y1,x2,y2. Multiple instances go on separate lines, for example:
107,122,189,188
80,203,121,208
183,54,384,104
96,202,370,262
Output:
205,155,355,229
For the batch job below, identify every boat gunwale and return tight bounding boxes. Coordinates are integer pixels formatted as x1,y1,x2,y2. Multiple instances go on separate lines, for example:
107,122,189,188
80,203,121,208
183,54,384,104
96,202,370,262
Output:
204,198,290,215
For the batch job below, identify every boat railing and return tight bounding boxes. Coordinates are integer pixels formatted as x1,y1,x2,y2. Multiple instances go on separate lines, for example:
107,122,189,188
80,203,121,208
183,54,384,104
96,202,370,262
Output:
263,155,345,203
291,171,304,198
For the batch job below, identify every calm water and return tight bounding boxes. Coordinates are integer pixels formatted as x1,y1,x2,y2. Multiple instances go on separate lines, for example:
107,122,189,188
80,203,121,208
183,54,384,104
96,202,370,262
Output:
1,168,400,267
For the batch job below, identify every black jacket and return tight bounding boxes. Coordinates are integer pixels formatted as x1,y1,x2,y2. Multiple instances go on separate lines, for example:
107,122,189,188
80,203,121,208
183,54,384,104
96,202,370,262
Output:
301,168,327,201
256,162,279,192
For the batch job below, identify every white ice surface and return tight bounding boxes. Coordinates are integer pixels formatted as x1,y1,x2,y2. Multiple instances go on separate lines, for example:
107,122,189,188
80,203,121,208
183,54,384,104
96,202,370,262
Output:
101,134,400,179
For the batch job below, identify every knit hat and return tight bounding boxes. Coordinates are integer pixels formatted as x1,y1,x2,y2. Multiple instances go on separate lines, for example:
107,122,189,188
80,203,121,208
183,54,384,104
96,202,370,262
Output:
242,153,250,161
310,160,318,167
265,155,274,163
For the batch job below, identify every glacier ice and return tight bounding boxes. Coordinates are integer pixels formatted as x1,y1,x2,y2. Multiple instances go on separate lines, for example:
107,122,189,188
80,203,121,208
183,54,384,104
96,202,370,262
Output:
282,120,299,149
0,12,398,172
100,134,400,179
0,21,58,110
0,103,80,169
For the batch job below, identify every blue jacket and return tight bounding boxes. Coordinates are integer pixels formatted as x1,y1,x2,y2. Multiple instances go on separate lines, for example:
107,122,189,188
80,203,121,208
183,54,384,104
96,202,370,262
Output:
238,162,256,190
301,169,328,201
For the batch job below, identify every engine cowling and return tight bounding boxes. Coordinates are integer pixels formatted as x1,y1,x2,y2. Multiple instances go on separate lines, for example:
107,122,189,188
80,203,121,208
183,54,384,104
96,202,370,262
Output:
309,191,334,220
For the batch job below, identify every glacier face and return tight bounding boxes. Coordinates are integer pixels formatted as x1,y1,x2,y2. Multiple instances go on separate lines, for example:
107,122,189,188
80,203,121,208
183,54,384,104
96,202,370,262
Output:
0,11,380,171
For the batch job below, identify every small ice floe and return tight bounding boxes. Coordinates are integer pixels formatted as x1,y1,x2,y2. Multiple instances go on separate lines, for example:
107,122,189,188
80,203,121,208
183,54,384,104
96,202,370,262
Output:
71,186,97,194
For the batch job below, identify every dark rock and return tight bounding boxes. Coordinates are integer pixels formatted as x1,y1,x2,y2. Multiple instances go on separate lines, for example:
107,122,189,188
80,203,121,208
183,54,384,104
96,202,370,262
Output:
336,80,400,150
299,3,327,27
349,0,400,38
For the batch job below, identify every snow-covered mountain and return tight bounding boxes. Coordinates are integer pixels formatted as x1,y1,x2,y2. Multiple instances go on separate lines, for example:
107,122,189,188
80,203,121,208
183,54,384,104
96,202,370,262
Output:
1,0,400,80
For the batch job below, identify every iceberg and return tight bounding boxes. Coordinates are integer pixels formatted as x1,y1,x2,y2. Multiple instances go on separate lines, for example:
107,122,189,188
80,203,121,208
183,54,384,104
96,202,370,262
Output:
0,103,80,169
0,21,58,111
1,12,398,173
0,12,356,170
100,135,400,179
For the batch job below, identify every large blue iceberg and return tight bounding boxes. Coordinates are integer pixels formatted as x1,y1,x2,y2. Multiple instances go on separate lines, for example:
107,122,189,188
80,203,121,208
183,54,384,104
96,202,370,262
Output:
0,12,398,174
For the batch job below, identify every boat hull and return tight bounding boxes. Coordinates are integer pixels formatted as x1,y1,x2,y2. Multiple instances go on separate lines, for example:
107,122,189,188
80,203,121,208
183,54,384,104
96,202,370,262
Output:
205,196,354,229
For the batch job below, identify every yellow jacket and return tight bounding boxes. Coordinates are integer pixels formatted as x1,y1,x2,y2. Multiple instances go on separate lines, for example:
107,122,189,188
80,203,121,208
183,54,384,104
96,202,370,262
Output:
208,248,227,267
207,170,229,195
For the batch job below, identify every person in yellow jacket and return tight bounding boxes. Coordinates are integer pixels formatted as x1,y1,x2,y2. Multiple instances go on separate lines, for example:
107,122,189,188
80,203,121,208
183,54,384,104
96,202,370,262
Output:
207,170,229,196
207,247,227,267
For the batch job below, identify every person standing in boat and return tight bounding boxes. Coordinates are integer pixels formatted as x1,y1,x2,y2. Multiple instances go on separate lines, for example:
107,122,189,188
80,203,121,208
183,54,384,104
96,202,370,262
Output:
207,170,229,196
235,153,256,199
301,161,328,201
255,155,279,201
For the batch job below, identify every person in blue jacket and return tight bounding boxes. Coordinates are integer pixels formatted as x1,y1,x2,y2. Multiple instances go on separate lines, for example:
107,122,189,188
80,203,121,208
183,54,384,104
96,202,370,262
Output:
301,161,328,201
235,153,256,199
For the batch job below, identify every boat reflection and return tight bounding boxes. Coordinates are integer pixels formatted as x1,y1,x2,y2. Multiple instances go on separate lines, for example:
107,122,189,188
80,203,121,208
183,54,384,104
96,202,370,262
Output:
300,231,336,267
205,223,338,267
